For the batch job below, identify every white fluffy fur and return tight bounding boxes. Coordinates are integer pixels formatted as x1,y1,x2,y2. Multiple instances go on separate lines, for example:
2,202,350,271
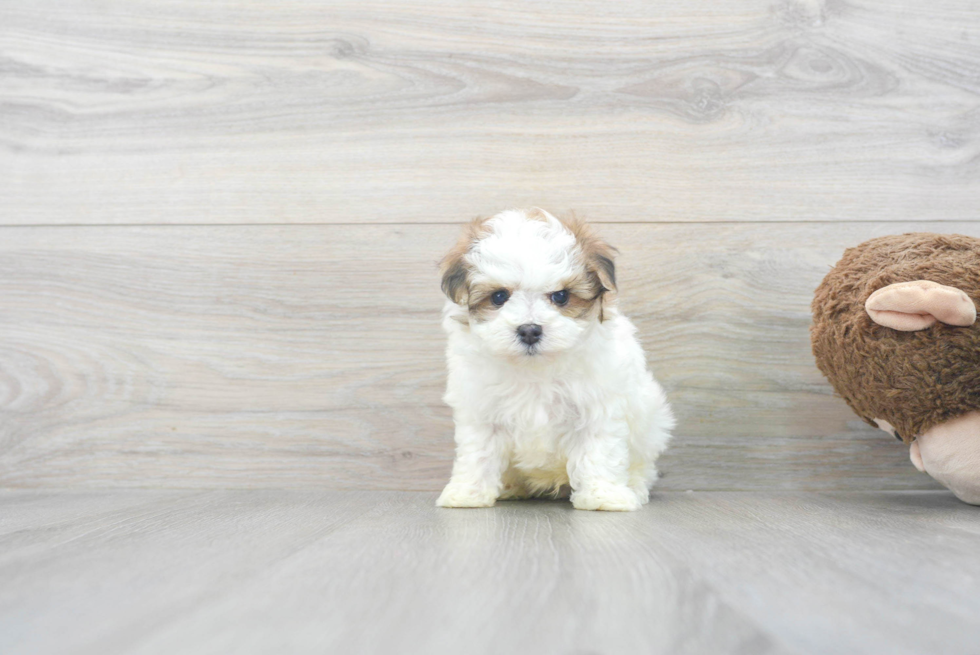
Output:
437,209,674,511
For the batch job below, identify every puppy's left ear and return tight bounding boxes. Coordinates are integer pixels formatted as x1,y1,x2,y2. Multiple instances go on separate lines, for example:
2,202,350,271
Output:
586,241,616,324
564,217,617,321
588,246,617,294
567,218,617,293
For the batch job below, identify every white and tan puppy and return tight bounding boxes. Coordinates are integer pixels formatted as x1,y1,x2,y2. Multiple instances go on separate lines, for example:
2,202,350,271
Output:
436,208,674,511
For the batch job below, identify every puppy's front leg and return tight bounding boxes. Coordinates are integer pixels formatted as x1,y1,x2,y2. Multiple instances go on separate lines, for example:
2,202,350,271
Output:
567,430,641,512
437,423,506,508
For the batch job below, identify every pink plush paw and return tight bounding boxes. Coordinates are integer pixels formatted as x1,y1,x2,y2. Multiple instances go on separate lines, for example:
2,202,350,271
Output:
915,411,980,506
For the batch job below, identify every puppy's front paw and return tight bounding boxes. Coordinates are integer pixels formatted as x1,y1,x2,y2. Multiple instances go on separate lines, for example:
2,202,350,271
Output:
571,484,642,512
436,482,497,508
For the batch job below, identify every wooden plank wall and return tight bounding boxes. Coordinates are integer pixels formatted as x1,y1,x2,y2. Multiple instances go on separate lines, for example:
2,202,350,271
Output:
1,0,978,490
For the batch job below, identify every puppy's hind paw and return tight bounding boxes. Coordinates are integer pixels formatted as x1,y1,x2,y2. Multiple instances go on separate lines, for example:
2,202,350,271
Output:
436,482,497,508
571,484,642,512
497,483,532,500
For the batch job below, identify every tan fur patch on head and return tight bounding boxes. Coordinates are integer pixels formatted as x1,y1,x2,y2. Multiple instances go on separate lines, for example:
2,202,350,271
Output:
556,272,604,320
558,292,601,320
466,282,505,323
439,217,491,304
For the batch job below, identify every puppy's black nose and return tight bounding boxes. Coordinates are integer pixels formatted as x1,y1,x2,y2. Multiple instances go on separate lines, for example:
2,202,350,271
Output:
516,323,543,345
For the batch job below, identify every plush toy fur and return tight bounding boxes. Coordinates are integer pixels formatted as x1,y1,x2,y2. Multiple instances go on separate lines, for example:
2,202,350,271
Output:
811,233,980,444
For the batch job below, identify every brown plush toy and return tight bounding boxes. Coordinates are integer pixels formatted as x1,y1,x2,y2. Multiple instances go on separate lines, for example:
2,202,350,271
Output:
811,233,980,504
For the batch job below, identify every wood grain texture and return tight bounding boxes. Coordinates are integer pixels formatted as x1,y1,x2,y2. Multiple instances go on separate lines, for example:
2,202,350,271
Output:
3,0,980,225
2,489,979,655
3,221,977,491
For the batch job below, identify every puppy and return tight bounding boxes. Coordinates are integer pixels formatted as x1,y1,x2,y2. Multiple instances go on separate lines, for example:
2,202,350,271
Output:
436,208,674,511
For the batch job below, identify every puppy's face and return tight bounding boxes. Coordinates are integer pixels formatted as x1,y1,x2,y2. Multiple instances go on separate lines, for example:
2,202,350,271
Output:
441,208,616,358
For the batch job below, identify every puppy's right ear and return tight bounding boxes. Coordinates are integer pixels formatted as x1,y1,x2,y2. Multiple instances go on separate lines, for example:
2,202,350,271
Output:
440,218,486,305
440,250,469,304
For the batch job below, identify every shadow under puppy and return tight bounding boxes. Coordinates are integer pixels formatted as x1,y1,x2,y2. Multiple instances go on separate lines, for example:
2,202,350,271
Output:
437,208,674,511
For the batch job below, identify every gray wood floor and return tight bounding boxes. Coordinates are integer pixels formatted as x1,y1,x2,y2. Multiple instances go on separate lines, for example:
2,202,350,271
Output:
2,489,979,655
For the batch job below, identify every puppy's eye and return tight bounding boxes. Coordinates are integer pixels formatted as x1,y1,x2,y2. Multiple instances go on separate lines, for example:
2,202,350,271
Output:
550,290,569,306
491,289,510,306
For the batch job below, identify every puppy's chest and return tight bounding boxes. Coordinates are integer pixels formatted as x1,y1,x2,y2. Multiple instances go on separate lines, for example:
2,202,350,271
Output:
486,382,584,447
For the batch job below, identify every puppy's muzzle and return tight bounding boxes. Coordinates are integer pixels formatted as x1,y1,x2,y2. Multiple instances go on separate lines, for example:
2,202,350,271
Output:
516,323,543,345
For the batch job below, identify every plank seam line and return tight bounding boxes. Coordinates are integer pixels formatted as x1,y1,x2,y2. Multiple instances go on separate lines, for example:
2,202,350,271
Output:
0,220,978,228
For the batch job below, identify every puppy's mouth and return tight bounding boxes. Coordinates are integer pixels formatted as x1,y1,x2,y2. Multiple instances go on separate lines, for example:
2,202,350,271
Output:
523,344,539,356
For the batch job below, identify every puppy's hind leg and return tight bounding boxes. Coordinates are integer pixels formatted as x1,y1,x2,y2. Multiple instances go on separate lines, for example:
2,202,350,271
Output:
437,423,507,508
497,466,532,500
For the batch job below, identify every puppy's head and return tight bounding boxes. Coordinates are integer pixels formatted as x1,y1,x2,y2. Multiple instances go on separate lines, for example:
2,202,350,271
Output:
440,208,616,358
